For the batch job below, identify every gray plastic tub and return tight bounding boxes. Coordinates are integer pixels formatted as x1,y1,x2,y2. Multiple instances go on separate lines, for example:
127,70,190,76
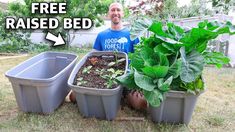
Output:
149,90,203,125
5,51,77,114
68,51,128,120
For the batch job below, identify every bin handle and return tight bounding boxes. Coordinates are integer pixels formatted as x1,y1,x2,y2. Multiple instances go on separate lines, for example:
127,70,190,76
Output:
56,56,68,60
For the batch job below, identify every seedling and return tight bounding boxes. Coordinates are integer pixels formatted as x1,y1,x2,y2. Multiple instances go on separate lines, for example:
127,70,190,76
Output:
76,77,87,86
82,66,92,74
89,57,98,65
108,50,125,67
95,68,105,75
108,58,125,67
101,68,124,88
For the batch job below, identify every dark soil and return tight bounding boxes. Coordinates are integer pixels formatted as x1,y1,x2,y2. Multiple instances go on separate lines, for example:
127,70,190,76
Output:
74,55,126,89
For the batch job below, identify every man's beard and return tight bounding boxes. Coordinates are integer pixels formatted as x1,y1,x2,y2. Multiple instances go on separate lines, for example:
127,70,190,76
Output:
112,21,120,25
111,15,121,25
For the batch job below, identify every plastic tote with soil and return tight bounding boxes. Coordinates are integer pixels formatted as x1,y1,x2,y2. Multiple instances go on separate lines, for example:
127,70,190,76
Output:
68,51,128,120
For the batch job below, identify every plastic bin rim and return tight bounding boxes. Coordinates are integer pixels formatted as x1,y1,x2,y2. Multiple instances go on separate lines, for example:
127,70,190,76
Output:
69,83,121,91
5,51,78,82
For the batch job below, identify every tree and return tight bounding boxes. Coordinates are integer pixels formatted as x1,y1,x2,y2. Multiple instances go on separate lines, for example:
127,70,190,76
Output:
7,0,112,47
211,0,235,14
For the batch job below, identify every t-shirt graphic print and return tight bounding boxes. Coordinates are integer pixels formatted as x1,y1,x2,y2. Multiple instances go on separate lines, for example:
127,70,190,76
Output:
104,37,128,51
93,28,139,54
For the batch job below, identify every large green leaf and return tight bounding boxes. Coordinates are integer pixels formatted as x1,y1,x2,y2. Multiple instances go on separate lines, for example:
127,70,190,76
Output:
180,21,235,53
142,66,169,79
162,43,177,54
116,71,138,89
198,21,208,29
140,46,155,60
168,59,182,78
149,22,167,37
167,23,185,41
154,44,172,55
143,90,163,107
170,77,182,91
159,53,169,66
130,18,152,40
140,46,158,66
158,76,173,92
180,28,218,53
134,70,156,91
142,36,159,49
206,21,235,34
155,35,182,45
180,77,204,94
144,59,156,67
203,52,230,68
224,21,235,34
180,47,204,83
129,52,145,71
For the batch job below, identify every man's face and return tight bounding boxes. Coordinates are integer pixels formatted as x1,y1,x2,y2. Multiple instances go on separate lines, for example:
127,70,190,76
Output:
108,4,124,25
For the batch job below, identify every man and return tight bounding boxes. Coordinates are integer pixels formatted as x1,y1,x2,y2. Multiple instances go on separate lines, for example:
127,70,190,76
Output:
93,2,139,53
69,2,139,103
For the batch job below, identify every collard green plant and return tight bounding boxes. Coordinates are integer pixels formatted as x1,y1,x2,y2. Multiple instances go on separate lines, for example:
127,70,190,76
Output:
117,18,235,107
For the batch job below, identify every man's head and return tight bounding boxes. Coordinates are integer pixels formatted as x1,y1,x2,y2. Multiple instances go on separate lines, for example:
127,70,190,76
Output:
108,2,124,25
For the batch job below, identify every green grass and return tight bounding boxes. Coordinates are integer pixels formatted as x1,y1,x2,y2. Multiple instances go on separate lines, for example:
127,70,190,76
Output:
206,115,225,126
0,51,235,131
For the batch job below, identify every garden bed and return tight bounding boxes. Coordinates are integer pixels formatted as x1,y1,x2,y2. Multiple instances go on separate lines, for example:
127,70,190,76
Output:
68,51,128,120
74,55,126,89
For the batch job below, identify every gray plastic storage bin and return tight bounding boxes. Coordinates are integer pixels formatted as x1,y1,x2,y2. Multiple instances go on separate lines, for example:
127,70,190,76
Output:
68,51,128,120
149,90,203,125
5,52,77,114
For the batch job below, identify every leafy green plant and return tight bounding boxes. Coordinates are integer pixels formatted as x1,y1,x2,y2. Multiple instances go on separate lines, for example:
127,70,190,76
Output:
117,19,235,107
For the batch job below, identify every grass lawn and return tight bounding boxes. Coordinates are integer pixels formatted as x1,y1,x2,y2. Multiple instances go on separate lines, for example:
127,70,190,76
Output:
0,51,235,132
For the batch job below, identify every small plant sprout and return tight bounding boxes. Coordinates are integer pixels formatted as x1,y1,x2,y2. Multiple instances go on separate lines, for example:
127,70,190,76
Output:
89,57,98,65
101,68,124,88
76,77,87,85
108,50,125,67
82,66,92,74
108,58,126,67
95,68,105,75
